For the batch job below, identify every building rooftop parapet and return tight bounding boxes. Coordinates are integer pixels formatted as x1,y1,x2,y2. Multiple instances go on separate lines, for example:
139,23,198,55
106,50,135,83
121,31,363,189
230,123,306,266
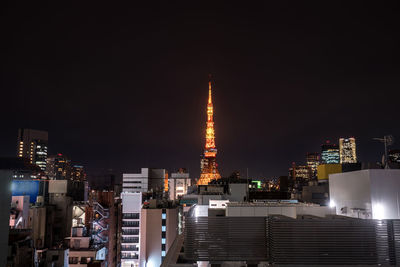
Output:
227,201,321,207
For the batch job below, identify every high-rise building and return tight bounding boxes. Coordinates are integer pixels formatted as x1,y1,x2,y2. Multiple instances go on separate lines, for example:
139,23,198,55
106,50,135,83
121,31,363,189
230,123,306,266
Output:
169,168,191,201
122,168,166,194
289,164,312,181
120,192,142,267
198,80,221,185
306,152,320,179
321,141,340,164
17,128,48,171
339,137,357,163
71,165,86,181
46,154,72,180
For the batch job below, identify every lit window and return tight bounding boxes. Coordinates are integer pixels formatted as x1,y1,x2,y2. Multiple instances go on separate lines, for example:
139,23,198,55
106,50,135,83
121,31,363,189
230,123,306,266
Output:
162,226,166,232
162,238,166,244
161,251,166,257
162,214,166,219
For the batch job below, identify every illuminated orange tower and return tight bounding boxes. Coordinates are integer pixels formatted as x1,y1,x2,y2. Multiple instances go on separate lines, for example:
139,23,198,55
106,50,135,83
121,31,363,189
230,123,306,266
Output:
198,80,221,185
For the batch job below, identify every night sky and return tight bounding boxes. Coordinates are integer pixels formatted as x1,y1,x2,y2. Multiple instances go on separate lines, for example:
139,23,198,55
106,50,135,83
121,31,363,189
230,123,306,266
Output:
1,2,399,179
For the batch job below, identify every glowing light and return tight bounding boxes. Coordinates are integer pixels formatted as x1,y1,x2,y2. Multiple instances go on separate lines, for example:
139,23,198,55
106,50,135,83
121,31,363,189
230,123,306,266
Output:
198,79,221,185
373,203,385,219
329,200,336,208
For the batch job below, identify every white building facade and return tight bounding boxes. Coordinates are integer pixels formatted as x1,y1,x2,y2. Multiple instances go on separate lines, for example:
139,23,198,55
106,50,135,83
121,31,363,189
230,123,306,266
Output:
168,172,191,200
329,169,400,219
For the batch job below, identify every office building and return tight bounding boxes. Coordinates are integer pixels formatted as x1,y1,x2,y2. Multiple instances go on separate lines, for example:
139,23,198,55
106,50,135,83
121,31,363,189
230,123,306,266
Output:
17,128,48,171
288,164,311,180
306,152,320,178
321,141,340,164
169,169,191,201
339,137,357,163
121,192,142,267
71,165,86,181
46,153,72,180
123,168,166,194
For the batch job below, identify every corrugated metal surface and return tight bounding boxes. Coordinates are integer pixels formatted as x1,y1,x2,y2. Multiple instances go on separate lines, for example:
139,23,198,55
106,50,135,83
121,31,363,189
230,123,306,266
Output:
185,215,400,265
185,217,267,261
268,216,392,265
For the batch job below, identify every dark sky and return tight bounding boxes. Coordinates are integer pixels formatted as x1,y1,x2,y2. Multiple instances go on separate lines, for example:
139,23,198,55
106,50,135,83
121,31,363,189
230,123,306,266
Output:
1,2,399,179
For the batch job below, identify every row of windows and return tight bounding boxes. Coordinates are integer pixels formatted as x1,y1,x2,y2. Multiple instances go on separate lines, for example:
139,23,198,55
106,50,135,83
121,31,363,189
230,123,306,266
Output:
122,221,139,227
123,213,140,219
161,209,166,262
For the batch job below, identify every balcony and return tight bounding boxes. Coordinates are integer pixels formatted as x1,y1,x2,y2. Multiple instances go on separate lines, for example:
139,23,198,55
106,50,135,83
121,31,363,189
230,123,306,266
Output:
121,253,139,260
121,246,139,252
123,213,140,219
122,229,139,235
122,237,139,243
122,221,139,227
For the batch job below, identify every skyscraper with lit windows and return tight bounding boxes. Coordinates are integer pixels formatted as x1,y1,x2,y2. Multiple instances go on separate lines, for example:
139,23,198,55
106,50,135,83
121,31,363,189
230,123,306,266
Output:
306,152,320,178
17,128,48,171
321,141,340,164
339,137,357,163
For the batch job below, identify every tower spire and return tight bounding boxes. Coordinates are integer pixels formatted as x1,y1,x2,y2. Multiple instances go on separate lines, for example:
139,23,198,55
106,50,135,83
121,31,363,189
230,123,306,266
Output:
198,77,221,185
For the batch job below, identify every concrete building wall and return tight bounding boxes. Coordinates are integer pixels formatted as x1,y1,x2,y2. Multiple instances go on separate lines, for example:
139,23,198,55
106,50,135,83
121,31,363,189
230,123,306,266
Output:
330,169,400,219
166,208,178,252
49,194,73,243
0,170,12,267
228,184,247,202
29,206,47,248
140,207,178,267
226,204,335,218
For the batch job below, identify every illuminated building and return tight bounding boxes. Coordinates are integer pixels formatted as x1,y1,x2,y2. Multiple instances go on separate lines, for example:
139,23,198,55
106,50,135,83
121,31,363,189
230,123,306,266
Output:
198,80,221,185
169,168,191,201
71,165,86,181
46,153,72,180
339,137,357,163
288,164,311,181
17,128,48,171
306,152,320,179
321,141,340,164
123,168,166,194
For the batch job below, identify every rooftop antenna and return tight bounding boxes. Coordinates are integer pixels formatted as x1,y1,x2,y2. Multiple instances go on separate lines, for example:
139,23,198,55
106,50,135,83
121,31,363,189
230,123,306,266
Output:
373,135,394,169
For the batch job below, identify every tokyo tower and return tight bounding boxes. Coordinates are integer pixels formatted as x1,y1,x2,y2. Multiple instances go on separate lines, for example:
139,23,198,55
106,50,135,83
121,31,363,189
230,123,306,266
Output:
198,79,221,185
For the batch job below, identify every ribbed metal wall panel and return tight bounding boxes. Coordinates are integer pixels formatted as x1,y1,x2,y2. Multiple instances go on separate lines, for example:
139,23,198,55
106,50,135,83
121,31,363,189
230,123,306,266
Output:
185,216,400,265
184,217,268,261
268,216,392,265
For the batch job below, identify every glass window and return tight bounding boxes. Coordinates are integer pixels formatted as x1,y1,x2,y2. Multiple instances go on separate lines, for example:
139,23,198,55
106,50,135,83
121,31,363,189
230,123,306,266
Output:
162,238,166,244
162,214,166,219
162,226,166,232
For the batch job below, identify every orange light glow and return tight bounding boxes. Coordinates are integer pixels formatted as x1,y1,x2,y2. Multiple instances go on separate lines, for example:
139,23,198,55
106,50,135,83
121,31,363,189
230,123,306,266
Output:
198,79,221,185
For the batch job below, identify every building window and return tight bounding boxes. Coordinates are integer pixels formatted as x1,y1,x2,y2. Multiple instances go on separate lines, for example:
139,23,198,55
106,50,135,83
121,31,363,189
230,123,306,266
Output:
162,219,166,226
162,244,166,251
161,251,166,257
162,213,166,219
162,238,166,244
162,232,166,238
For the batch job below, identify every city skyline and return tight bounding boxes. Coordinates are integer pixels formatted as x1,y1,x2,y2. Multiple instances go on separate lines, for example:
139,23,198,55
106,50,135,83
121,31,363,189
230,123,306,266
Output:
1,2,400,178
